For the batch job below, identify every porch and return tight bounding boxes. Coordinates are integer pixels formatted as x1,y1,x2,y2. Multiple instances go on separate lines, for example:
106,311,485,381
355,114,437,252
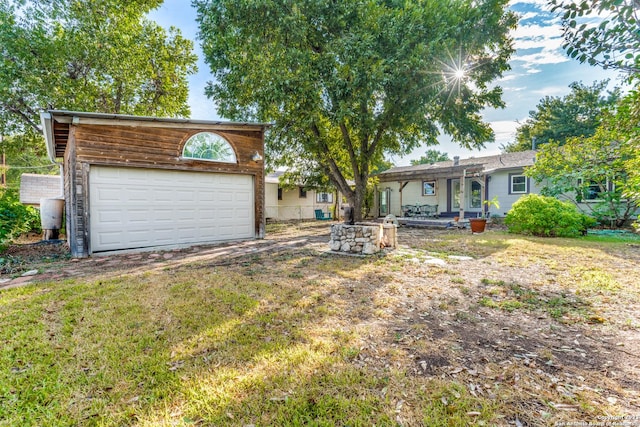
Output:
375,161,488,221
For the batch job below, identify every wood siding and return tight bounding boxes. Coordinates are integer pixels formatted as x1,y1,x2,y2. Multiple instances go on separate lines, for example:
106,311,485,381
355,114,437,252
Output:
63,123,265,256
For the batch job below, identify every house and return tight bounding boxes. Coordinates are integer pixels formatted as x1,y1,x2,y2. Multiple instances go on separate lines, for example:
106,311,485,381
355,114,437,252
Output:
41,110,268,257
375,150,540,219
265,171,343,221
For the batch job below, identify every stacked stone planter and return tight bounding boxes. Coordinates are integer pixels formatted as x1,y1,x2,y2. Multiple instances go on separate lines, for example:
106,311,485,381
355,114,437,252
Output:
329,223,397,255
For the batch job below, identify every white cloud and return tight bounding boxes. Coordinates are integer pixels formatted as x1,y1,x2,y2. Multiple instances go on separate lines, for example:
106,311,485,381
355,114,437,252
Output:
509,0,551,8
529,85,571,96
513,22,561,38
515,50,568,66
510,21,568,72
490,120,520,145
517,11,539,21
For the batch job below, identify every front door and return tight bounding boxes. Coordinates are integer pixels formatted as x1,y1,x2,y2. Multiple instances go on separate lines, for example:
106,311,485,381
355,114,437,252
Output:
449,179,481,214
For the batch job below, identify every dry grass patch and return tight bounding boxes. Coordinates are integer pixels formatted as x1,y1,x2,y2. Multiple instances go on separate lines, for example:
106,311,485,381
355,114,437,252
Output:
1,224,639,425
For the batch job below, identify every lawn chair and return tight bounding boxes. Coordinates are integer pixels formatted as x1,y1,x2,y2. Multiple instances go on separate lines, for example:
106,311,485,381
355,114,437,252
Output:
418,204,438,218
314,209,332,220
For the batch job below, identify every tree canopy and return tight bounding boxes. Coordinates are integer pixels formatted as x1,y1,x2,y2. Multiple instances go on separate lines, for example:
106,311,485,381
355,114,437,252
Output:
503,80,619,152
0,0,198,135
550,0,640,76
195,0,517,219
410,149,450,166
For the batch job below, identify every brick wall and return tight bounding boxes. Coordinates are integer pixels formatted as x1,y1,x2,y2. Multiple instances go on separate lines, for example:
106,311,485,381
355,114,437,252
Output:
19,174,63,205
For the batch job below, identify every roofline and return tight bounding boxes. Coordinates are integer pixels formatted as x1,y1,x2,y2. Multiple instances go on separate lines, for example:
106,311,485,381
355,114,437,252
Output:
40,112,56,163
43,110,272,129
378,164,485,181
378,150,538,179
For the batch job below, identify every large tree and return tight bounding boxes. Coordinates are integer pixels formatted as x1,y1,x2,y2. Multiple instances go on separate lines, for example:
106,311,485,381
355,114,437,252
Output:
0,0,197,135
195,0,517,220
503,80,619,152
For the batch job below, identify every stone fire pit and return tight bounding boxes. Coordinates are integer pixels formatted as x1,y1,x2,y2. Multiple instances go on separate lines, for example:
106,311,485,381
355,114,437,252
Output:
329,223,397,255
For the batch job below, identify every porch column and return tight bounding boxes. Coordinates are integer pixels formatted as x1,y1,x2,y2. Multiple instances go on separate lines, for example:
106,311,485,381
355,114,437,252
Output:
458,170,466,220
398,181,409,215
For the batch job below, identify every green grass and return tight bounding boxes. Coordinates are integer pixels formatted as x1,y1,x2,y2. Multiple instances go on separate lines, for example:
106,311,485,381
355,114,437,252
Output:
478,277,592,320
583,230,640,243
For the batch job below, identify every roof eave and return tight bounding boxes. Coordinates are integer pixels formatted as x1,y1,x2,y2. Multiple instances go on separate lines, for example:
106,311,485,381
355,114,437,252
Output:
45,110,272,131
378,164,485,182
40,111,57,163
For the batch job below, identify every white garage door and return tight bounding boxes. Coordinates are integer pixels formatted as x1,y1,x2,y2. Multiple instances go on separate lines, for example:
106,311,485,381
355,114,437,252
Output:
89,166,254,252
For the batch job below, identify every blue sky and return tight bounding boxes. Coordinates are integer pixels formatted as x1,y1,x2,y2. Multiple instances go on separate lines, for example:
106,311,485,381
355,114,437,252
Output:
149,0,623,166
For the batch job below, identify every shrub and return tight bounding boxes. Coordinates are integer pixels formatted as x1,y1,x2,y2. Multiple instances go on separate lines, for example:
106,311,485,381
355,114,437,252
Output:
505,194,595,237
0,189,41,247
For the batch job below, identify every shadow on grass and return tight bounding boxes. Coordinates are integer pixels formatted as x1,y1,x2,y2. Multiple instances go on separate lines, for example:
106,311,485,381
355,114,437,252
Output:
3,248,473,426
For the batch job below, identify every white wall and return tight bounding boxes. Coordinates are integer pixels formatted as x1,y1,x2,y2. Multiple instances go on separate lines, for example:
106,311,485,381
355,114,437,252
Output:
487,170,542,216
265,183,335,220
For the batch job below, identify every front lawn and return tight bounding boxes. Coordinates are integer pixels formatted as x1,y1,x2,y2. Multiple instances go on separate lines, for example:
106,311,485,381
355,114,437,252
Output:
1,223,639,426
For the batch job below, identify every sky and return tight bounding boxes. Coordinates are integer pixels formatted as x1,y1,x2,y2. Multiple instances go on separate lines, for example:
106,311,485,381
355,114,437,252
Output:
149,0,623,166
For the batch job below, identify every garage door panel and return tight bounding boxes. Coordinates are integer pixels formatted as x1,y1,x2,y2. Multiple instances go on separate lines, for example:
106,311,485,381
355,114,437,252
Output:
90,167,254,252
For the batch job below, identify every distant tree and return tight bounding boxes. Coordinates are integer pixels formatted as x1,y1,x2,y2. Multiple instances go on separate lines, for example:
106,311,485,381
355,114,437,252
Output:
410,149,450,166
550,0,639,76
0,131,56,191
195,0,517,220
504,81,619,152
0,0,197,187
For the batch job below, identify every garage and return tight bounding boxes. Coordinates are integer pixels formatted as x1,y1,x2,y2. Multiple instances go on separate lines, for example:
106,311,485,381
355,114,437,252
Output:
41,110,267,257
89,167,254,252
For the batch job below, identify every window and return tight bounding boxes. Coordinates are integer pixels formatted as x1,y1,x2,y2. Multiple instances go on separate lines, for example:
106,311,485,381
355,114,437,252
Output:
182,132,236,163
299,187,307,198
510,174,528,194
380,188,390,216
422,181,436,196
452,180,460,209
316,192,333,203
577,179,606,201
277,187,283,201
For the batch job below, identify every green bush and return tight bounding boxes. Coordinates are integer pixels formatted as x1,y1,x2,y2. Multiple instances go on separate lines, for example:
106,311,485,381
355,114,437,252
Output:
505,194,595,237
0,189,41,247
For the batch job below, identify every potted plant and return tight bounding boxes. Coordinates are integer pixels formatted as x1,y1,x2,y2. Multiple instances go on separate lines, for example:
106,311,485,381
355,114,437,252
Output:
469,197,500,233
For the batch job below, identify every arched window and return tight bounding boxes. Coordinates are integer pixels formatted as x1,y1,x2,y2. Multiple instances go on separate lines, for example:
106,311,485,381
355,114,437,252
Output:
182,132,237,163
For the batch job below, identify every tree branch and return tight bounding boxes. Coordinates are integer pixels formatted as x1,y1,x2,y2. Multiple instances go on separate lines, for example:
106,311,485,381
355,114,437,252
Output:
6,103,42,134
312,122,353,198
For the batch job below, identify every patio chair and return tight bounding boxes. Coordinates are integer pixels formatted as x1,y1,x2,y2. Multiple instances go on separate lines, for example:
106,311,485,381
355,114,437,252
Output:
314,209,332,220
419,204,439,218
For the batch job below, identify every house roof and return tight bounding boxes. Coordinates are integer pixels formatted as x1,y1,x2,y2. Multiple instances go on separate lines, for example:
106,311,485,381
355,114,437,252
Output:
265,171,286,184
378,150,537,181
40,110,271,162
